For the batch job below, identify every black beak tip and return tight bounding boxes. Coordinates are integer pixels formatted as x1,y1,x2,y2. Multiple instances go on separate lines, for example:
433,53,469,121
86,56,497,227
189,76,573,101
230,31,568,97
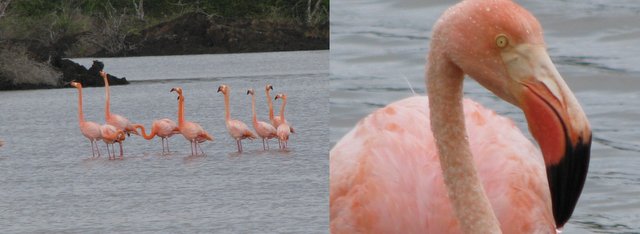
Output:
547,134,592,228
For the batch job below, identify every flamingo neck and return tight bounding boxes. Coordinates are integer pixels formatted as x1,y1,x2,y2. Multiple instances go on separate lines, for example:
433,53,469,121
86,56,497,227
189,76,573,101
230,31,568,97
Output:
266,89,274,121
133,124,154,140
103,75,111,118
76,87,85,123
279,98,286,121
177,95,185,127
426,49,501,233
224,91,231,122
251,94,258,124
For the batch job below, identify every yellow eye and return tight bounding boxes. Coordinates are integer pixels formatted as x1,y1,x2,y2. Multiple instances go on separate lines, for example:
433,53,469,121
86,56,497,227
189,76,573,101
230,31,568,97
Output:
495,34,509,48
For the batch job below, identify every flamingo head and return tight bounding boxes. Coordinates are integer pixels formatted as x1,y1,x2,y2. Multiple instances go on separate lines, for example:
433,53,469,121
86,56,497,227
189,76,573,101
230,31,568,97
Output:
217,84,229,94
70,81,82,88
170,87,183,101
431,0,591,227
99,71,107,78
247,88,255,95
274,93,287,100
265,84,273,92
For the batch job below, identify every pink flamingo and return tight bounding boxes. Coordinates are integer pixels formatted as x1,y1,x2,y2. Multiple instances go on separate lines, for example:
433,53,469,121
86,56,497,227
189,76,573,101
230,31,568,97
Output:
265,84,294,133
100,124,126,160
218,84,256,152
70,81,102,157
330,0,592,233
171,87,213,156
133,119,180,154
274,93,291,149
247,88,277,150
100,71,139,136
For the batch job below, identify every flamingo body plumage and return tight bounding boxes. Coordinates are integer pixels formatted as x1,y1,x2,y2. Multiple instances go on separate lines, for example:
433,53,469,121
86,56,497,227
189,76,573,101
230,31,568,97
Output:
330,97,555,233
71,81,103,157
265,84,295,133
330,0,591,232
100,124,126,160
248,88,277,150
100,71,138,136
274,93,291,149
134,118,180,154
218,85,256,152
171,87,213,156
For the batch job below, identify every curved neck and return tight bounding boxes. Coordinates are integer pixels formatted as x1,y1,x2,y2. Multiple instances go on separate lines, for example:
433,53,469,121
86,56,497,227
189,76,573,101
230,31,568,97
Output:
177,95,185,126
103,75,111,118
133,124,154,140
75,87,85,123
426,50,501,233
266,89,274,121
279,98,286,120
224,91,231,122
251,94,257,124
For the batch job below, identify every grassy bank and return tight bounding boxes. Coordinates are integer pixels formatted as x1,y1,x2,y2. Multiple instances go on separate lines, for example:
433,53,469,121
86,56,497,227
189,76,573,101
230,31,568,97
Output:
0,0,329,90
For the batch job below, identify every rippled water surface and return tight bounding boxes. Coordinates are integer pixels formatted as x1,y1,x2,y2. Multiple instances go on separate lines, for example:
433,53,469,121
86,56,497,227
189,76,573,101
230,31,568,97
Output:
331,0,640,233
0,51,328,233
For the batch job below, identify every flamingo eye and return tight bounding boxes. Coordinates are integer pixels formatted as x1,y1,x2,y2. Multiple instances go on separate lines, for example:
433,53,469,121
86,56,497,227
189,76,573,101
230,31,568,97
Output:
495,34,509,48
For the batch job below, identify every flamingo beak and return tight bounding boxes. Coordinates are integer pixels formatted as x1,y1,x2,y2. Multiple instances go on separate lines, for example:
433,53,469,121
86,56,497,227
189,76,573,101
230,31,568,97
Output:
505,44,591,228
247,90,251,95
269,86,273,90
217,86,222,93
170,88,176,93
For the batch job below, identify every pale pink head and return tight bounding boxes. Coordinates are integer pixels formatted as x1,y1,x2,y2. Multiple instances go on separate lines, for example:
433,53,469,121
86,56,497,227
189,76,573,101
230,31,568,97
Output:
429,0,591,227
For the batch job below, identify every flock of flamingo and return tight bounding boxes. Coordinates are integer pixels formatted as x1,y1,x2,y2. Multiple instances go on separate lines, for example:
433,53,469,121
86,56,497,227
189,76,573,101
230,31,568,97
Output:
331,0,591,233
71,71,294,159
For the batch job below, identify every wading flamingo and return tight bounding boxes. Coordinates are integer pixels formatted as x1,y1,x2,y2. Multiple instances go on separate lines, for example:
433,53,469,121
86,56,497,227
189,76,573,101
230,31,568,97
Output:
171,87,213,156
100,71,139,136
217,85,256,152
265,84,294,133
100,124,126,160
247,88,277,150
70,81,102,157
133,119,180,154
274,93,291,149
330,0,592,233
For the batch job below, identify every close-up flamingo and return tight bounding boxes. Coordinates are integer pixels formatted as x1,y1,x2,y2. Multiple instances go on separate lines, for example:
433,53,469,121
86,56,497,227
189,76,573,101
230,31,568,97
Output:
100,71,139,136
247,88,277,150
100,124,126,160
170,87,213,156
217,84,256,153
330,0,591,233
133,118,180,155
265,84,294,133
274,93,291,150
70,81,103,158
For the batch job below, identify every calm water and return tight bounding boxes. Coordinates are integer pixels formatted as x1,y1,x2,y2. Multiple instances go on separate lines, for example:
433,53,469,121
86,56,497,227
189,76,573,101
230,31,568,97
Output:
0,51,329,233
331,0,640,233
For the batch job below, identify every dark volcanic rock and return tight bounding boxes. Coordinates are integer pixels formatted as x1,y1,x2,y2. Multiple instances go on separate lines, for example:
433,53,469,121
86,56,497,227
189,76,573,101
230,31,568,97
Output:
51,57,128,87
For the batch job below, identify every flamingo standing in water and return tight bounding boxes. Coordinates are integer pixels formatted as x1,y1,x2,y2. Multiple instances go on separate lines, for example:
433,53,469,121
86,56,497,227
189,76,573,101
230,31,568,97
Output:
133,119,180,154
70,81,103,157
330,0,591,233
100,124,126,160
274,93,291,149
100,71,139,136
265,84,294,133
217,85,256,152
247,88,277,150
171,87,213,156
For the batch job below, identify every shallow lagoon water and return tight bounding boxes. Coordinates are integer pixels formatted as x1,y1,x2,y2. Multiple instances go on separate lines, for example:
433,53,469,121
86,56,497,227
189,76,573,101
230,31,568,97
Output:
0,50,328,233
331,0,640,233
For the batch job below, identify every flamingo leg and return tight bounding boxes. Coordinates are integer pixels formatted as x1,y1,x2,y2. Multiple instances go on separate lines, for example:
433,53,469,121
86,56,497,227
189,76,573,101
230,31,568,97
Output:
166,138,170,153
266,139,270,150
262,139,266,150
196,141,205,156
119,142,124,160
89,140,95,157
160,138,165,154
236,140,241,152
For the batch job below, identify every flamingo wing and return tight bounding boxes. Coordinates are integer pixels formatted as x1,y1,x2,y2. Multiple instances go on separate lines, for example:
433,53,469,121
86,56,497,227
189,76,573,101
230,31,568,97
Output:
330,96,554,233
256,121,277,138
227,119,256,139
